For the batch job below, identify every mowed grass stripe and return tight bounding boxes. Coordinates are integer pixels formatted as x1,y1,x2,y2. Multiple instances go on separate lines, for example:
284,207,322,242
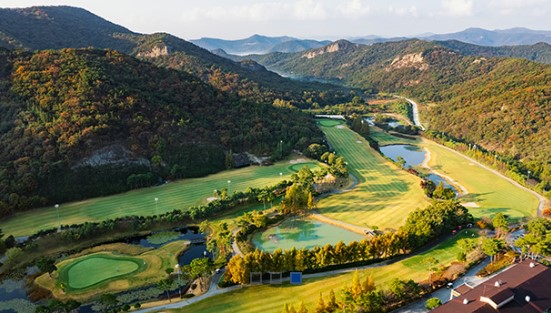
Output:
316,120,429,229
420,140,539,220
1,158,316,237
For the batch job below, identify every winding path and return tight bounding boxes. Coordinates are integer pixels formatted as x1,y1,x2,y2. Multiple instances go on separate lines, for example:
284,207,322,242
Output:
393,96,425,130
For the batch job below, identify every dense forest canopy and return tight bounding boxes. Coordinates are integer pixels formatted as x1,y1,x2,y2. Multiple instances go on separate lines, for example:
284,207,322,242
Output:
0,6,351,109
0,48,324,218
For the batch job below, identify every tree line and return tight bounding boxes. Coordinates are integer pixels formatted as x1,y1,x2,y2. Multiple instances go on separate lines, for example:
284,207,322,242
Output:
225,200,473,285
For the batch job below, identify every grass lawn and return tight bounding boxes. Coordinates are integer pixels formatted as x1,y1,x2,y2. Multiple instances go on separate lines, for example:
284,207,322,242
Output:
356,127,538,221
36,240,187,301
315,119,430,230
0,156,319,237
59,254,144,290
369,127,419,146
166,230,478,313
420,140,539,220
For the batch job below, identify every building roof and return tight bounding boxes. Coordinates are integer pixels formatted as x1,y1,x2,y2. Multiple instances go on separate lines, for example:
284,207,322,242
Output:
432,260,551,313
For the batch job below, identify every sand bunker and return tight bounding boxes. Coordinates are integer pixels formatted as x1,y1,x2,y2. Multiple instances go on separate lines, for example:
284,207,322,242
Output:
289,158,308,164
336,125,345,129
461,202,479,208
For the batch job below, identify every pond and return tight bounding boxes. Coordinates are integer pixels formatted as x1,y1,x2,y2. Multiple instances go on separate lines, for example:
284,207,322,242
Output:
252,217,366,252
125,227,210,265
426,173,457,193
380,144,426,167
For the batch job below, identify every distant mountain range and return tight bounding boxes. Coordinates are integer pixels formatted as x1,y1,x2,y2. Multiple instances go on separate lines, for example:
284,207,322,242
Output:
419,27,551,46
191,34,331,55
193,27,551,56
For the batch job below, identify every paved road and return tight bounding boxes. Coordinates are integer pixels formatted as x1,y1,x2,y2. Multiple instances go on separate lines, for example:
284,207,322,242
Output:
393,96,424,131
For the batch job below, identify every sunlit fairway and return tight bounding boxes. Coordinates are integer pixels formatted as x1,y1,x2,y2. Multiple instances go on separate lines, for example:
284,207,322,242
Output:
367,126,539,221
167,230,478,313
315,119,430,230
0,156,319,237
420,140,539,220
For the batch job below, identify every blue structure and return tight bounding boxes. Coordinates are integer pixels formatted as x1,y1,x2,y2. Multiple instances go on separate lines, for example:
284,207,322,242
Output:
290,272,303,285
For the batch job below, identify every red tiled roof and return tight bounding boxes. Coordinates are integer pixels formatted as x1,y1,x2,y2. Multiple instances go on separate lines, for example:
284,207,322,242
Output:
432,260,551,313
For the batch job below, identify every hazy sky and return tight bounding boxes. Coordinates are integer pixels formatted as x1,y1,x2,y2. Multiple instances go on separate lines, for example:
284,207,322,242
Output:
2,0,551,40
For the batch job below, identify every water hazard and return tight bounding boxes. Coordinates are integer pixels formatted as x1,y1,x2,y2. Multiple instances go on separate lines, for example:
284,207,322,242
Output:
252,217,365,252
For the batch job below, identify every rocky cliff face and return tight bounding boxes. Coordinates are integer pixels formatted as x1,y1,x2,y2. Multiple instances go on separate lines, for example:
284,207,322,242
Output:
136,45,170,58
302,40,356,59
74,144,150,168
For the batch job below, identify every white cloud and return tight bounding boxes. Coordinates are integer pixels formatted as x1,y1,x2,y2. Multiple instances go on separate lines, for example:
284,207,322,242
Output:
338,0,370,19
488,0,548,16
388,5,418,17
441,0,474,17
181,1,328,23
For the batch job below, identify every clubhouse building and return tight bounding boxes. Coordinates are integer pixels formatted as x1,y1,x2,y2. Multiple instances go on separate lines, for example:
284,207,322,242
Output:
432,259,551,313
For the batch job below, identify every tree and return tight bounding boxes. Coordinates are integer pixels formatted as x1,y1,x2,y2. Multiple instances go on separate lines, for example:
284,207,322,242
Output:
492,213,509,236
185,258,211,291
314,293,326,313
37,257,57,278
227,255,248,285
482,238,504,263
225,150,234,169
426,297,442,309
396,156,407,169
5,247,23,264
282,183,309,213
307,192,316,210
158,278,174,302
424,257,439,288
100,293,118,308
297,301,308,313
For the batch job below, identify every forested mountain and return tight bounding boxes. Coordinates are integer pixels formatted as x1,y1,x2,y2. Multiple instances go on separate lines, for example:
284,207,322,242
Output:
0,6,350,108
0,6,135,51
436,40,551,65
120,33,349,107
190,34,330,55
0,48,324,218
247,40,551,185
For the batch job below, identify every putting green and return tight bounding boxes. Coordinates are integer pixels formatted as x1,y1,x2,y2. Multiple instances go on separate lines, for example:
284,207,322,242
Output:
288,162,320,172
317,119,343,127
59,254,144,290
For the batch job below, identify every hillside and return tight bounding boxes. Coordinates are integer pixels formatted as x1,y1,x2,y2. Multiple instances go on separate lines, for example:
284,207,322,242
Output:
247,40,551,185
121,33,349,107
0,48,323,218
0,6,135,51
0,6,350,109
437,40,551,64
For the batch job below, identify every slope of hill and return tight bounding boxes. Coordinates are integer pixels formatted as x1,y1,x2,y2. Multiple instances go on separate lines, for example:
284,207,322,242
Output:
0,6,135,51
248,40,551,185
0,48,323,218
0,6,351,109
437,40,551,64
422,27,551,46
191,34,330,55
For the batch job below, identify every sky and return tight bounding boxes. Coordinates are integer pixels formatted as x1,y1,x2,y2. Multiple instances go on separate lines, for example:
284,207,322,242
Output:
1,0,551,40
